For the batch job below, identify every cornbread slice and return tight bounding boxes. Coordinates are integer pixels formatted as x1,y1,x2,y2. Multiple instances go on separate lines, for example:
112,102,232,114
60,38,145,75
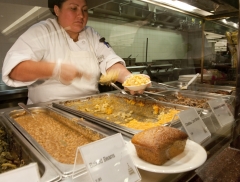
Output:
131,126,188,165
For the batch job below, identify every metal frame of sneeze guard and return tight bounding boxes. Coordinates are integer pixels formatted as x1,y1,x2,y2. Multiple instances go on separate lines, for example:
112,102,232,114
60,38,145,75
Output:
230,6,240,151
230,116,240,150
72,133,141,182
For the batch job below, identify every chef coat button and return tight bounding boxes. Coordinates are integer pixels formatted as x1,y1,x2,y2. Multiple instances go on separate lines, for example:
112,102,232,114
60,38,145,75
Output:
82,41,85,44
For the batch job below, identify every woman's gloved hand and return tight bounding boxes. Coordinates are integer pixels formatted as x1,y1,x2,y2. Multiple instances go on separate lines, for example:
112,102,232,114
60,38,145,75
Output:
58,63,83,85
52,60,82,85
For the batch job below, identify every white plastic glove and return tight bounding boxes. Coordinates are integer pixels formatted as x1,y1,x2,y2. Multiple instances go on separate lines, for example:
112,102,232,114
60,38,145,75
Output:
52,59,61,78
52,60,82,85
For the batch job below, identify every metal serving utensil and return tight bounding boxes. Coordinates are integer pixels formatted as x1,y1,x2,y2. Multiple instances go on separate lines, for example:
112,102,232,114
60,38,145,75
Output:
143,91,166,97
99,72,128,94
110,82,128,94
18,102,35,119
157,82,179,89
180,73,200,90
99,70,128,94
142,93,161,102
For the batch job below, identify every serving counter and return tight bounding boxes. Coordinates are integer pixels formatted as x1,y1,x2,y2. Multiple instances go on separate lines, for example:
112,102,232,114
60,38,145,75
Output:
0,88,239,182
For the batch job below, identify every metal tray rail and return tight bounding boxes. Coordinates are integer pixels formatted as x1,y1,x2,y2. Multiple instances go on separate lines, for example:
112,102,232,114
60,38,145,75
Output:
52,93,198,135
0,114,61,182
3,106,112,177
164,81,236,90
186,86,234,96
145,88,235,110
162,81,235,96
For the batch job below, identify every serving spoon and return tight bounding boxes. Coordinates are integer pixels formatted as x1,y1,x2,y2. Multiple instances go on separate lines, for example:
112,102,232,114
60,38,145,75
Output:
180,73,200,90
99,70,128,94
18,102,35,119
110,82,128,94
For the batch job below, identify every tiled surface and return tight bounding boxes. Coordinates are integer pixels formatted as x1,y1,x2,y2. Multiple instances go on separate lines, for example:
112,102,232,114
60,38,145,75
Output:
87,17,188,63
196,147,240,182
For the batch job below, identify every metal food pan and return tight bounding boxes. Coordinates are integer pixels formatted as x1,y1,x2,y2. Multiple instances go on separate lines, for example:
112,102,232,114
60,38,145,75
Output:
0,114,61,182
163,81,235,95
145,88,235,110
52,93,196,135
186,85,234,96
3,106,111,177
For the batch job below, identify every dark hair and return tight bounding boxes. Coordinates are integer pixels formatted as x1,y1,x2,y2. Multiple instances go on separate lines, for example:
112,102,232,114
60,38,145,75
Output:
48,0,67,16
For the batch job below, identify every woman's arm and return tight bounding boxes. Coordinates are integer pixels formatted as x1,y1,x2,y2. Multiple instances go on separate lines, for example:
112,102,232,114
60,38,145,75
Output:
107,62,150,95
9,60,55,81
106,62,131,83
9,60,81,83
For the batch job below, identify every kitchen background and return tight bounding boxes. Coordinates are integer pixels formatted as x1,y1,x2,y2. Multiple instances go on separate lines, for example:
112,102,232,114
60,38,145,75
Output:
0,0,238,77
0,1,225,74
0,0,238,108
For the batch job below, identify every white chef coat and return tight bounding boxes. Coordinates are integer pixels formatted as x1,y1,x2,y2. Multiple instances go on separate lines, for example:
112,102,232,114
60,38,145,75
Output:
2,18,125,104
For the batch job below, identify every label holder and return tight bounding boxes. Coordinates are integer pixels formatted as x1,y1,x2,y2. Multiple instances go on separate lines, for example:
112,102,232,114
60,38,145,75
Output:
0,163,40,182
178,108,211,144
207,98,234,128
72,133,141,182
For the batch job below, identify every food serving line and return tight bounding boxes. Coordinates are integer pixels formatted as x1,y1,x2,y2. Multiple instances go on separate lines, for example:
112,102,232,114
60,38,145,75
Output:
0,82,236,182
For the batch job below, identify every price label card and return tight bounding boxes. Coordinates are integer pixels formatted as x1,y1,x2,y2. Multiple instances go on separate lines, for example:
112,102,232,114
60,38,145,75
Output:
75,133,141,182
207,98,234,127
178,108,211,144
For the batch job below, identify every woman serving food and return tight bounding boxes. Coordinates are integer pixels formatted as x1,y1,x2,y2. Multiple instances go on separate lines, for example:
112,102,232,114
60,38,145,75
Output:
2,0,149,104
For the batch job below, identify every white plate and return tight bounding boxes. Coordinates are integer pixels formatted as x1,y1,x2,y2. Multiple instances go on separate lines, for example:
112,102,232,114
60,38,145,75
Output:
126,139,207,173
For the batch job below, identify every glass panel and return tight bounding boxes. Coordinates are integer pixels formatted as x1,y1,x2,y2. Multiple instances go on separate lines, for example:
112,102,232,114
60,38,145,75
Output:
0,0,239,181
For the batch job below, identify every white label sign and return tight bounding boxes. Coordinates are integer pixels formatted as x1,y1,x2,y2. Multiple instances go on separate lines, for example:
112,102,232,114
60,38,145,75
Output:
77,133,141,182
178,108,211,144
0,163,40,182
207,98,234,127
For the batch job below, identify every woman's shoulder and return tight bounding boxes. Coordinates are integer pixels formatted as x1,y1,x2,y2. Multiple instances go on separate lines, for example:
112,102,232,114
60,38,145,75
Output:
29,18,60,32
84,26,101,38
19,18,62,41
85,26,101,33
